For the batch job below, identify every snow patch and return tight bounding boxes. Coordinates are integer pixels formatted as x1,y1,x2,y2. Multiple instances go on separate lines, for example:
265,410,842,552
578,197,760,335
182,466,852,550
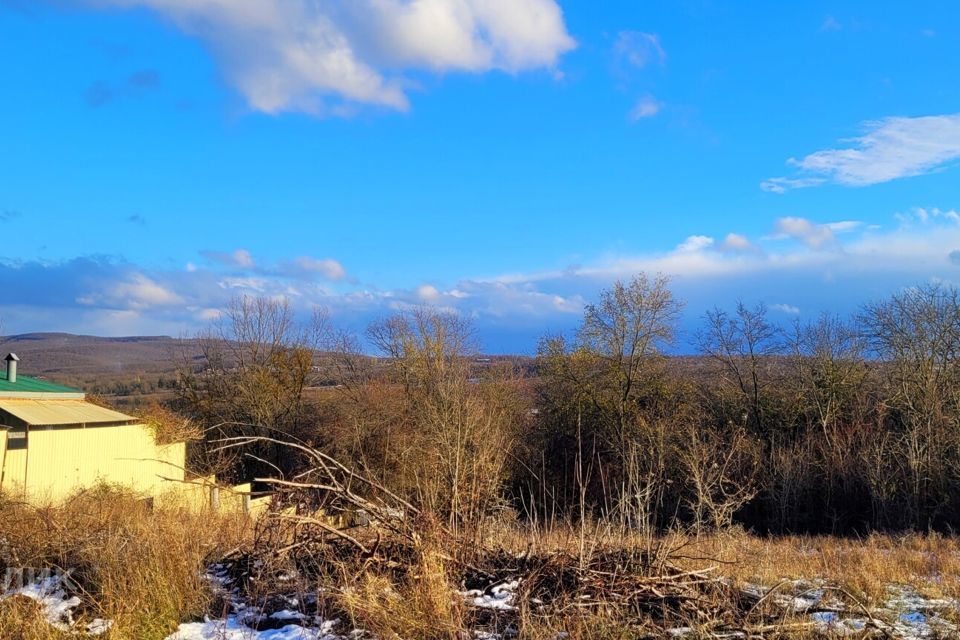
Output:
0,572,112,635
166,617,343,640
460,579,520,611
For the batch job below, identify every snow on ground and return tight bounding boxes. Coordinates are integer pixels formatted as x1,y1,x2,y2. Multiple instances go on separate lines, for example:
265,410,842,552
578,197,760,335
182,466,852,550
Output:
739,579,828,612
872,585,959,639
804,587,959,639
7,561,958,640
164,562,351,640
175,567,960,640
166,568,525,640
0,572,113,635
666,579,960,639
460,579,520,611
166,617,344,640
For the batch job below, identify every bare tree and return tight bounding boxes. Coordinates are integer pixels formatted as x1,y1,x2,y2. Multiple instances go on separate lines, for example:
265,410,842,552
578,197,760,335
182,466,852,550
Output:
536,275,686,531
699,302,782,435
578,274,684,443
860,283,960,526
367,308,518,539
174,295,330,479
788,313,869,447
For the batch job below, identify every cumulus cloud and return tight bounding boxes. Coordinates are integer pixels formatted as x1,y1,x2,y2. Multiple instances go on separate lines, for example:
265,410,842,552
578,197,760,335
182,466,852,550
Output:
718,233,759,253
416,284,440,301
82,0,575,115
676,235,714,252
197,249,348,285
765,114,960,191
77,273,184,310
676,233,758,254
285,257,347,281
9,209,960,351
771,217,840,249
201,248,256,269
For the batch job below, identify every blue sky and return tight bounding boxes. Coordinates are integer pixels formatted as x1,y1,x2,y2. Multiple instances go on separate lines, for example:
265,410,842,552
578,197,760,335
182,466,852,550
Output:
1,1,959,352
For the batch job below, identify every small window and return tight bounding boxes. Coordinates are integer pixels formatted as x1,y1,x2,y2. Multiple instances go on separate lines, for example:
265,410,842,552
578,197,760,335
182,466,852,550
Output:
6,427,26,450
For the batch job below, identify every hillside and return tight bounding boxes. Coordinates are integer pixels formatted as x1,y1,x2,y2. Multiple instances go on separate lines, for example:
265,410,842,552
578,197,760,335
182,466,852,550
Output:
0,333,198,377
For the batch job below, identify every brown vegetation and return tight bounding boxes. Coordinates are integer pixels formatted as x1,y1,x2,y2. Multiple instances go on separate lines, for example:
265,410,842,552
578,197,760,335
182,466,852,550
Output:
7,277,960,637
0,486,248,639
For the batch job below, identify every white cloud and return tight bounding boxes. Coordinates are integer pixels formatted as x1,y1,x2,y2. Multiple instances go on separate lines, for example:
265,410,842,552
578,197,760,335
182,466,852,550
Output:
772,217,838,250
614,31,666,68
416,284,440,301
898,206,960,226
84,0,575,115
11,207,960,350
78,273,184,310
826,220,863,234
760,177,827,193
765,114,960,191
771,303,801,315
676,235,714,252
232,249,255,268
218,276,270,292
290,256,347,280
629,94,663,120
202,248,256,268
718,233,759,253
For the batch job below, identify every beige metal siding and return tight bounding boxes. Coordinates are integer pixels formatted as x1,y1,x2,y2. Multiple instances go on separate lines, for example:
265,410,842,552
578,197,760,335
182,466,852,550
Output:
2,446,27,494
19,424,186,502
0,399,134,426
0,429,6,484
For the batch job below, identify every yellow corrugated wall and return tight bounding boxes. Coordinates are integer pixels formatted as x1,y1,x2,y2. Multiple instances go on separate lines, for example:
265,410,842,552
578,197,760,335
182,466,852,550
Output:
19,423,188,503
0,430,7,492
2,447,27,495
0,422,269,514
155,475,215,511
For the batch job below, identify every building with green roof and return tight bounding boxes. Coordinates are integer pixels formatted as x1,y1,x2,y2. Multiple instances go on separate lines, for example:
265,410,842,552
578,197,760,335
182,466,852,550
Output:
0,354,83,398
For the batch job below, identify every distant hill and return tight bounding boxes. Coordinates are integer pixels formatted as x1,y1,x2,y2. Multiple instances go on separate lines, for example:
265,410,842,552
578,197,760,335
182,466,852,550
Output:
0,333,200,377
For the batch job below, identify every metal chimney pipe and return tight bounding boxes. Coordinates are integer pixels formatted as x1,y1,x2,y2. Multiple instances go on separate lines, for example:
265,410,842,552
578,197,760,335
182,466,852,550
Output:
5,353,19,383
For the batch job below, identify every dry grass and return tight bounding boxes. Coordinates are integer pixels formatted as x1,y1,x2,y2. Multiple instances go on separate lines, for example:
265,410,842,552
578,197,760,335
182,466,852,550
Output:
4,485,960,640
469,523,960,636
489,523,960,602
0,485,250,639
0,596,66,640
338,542,466,640
669,528,960,605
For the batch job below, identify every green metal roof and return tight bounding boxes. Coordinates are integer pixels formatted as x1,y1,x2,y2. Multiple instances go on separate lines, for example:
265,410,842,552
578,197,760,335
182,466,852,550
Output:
0,373,81,395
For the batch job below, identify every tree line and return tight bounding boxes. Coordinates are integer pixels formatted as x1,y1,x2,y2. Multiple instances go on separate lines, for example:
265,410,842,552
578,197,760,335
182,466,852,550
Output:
170,277,960,535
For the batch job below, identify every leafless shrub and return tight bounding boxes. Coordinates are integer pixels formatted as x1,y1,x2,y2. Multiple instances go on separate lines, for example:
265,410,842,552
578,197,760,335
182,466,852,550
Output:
139,401,203,445
680,424,760,532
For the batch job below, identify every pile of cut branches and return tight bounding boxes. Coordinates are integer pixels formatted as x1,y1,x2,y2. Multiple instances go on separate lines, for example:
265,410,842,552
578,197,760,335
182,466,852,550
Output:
214,436,832,638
